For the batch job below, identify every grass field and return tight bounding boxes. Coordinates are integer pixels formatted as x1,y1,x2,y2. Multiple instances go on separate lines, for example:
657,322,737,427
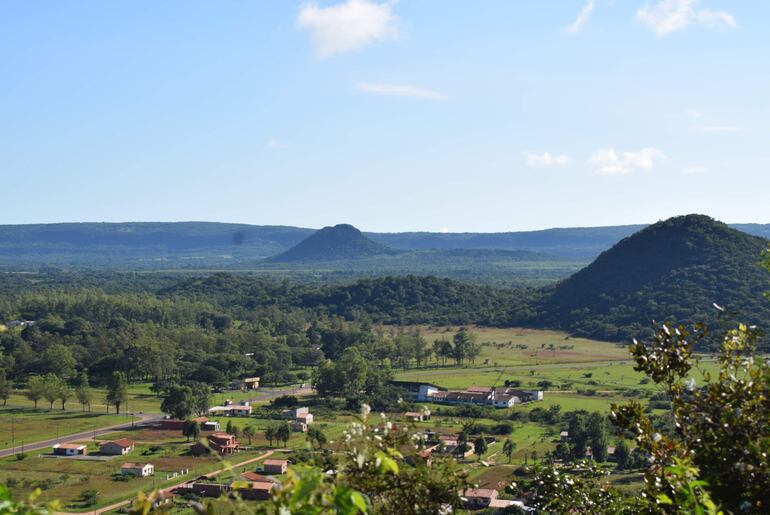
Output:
0,408,132,449
392,326,719,414
0,427,269,511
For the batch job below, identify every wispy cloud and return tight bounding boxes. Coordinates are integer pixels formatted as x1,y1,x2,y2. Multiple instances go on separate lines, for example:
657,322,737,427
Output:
695,125,745,133
567,0,597,34
296,0,398,58
636,0,736,36
525,152,570,168
356,82,448,100
588,147,665,176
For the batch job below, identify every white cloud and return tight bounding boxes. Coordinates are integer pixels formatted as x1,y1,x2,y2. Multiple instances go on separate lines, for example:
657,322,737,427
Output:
438,227,450,233
567,0,596,34
695,125,745,133
266,137,287,149
682,165,707,175
356,82,448,100
588,147,665,176
636,0,735,36
525,152,570,168
296,0,398,58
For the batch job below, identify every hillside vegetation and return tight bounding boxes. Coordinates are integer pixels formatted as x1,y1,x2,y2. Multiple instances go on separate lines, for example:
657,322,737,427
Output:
539,215,770,343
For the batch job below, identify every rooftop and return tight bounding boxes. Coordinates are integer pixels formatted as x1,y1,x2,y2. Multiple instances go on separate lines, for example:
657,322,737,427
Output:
101,438,134,448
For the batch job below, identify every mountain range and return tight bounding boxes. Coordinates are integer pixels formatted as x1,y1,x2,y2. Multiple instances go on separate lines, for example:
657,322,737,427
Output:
1,219,768,270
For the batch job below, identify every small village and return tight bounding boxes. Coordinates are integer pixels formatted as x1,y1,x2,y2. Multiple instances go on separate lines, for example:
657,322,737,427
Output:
8,375,550,513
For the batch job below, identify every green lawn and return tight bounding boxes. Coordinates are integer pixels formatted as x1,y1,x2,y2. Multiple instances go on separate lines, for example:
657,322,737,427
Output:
0,407,132,448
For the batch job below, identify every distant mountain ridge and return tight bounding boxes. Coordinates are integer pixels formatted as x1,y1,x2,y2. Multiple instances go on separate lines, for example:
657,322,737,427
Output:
0,219,767,269
267,224,394,262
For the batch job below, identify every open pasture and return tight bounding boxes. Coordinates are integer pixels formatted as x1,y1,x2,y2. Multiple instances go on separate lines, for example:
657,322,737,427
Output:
0,408,130,449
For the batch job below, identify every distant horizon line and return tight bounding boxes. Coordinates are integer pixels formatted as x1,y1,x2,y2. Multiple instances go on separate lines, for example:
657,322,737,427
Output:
1,215,769,235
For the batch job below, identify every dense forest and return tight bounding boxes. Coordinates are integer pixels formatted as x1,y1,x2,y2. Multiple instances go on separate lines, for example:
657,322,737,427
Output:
1,215,769,395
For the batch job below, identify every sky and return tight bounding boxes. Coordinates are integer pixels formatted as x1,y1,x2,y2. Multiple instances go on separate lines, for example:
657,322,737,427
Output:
1,0,769,232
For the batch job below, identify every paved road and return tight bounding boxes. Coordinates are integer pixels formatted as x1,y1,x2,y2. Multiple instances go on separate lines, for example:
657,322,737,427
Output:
55,449,275,515
0,412,162,458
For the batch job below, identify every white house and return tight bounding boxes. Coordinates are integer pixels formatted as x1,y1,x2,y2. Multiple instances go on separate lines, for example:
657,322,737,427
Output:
121,462,154,477
389,381,446,402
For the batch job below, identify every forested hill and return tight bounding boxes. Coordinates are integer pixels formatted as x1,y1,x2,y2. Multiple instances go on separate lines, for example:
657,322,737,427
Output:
159,273,530,326
268,224,394,262
1,220,768,268
538,215,770,343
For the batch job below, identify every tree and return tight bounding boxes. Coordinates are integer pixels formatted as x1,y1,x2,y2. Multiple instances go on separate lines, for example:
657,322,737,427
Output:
160,384,194,420
276,422,291,447
587,412,609,462
502,438,516,463
57,383,72,410
336,347,368,399
75,371,92,411
307,426,327,450
452,330,470,366
26,375,46,408
473,435,488,461
190,382,211,416
242,425,256,445
457,431,468,456
614,439,630,470
264,425,276,447
182,419,200,442
43,344,76,379
106,371,128,414
0,369,10,406
42,374,63,409
225,420,235,435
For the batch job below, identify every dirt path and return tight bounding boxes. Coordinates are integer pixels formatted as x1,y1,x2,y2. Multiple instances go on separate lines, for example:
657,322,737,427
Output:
55,449,275,515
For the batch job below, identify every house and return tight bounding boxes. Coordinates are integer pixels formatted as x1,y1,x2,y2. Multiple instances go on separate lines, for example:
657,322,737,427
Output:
296,412,313,424
121,462,154,477
263,459,288,475
560,431,569,441
461,488,499,509
191,432,240,455
241,471,278,483
208,432,239,454
291,421,308,433
425,386,543,409
208,400,252,416
234,481,275,501
202,420,221,432
186,482,228,498
99,438,135,456
149,491,175,509
281,407,309,419
243,377,260,390
52,443,87,456
160,416,209,431
389,381,447,402
404,409,431,422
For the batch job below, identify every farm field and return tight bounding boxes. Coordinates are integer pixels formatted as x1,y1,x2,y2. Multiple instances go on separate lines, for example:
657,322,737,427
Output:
392,326,719,403
0,408,132,449
0,426,272,512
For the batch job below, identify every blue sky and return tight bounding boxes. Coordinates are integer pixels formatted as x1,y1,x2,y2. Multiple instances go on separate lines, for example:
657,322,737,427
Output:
1,0,768,232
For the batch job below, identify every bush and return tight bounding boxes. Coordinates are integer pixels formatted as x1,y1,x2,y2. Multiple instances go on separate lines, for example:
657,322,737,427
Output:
272,395,299,408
